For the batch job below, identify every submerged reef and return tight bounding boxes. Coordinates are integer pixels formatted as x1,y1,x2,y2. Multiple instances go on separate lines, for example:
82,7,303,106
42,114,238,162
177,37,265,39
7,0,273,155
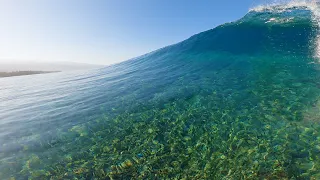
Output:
2,3,320,179
2,87,320,179
2,53,320,179
1,54,320,179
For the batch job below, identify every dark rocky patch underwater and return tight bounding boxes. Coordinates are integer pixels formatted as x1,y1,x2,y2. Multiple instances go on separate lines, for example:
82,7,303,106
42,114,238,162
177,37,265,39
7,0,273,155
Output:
1,2,320,180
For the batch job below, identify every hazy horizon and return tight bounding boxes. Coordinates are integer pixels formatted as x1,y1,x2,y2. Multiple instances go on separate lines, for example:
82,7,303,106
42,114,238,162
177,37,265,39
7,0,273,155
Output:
0,0,259,65
0,59,105,65
0,61,104,72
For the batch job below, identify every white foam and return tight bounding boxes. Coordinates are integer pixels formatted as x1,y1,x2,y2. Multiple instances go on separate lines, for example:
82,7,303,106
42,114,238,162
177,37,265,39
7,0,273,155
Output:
251,0,320,59
250,0,318,12
265,17,295,23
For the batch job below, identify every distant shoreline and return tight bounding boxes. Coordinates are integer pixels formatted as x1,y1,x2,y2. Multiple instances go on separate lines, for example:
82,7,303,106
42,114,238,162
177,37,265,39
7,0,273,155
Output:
0,71,60,78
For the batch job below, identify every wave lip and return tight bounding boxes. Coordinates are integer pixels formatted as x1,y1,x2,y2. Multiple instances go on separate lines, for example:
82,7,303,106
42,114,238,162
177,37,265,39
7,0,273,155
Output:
250,0,319,12
1,1,320,180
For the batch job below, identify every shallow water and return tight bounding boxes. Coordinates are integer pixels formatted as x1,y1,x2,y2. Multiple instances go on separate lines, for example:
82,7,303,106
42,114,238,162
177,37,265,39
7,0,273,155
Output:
2,3,320,180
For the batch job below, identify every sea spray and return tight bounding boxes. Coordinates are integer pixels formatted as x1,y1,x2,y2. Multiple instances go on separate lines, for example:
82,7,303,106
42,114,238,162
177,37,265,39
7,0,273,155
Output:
1,1,320,179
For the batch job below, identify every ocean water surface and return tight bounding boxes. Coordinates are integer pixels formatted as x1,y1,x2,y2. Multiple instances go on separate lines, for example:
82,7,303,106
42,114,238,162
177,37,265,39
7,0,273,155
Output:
2,2,320,179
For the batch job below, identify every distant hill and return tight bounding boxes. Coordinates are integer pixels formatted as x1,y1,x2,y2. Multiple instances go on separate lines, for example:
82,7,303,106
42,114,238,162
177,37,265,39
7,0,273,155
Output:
0,61,104,72
0,71,59,78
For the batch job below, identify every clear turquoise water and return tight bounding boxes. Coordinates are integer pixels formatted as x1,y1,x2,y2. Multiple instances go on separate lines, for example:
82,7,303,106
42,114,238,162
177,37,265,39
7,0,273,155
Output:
1,4,320,179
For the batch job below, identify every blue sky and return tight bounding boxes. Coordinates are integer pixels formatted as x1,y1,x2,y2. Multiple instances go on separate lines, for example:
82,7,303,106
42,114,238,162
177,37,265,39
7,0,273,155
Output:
0,0,263,65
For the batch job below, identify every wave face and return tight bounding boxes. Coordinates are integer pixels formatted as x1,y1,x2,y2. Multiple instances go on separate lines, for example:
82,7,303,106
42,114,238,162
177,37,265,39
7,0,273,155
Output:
2,2,320,179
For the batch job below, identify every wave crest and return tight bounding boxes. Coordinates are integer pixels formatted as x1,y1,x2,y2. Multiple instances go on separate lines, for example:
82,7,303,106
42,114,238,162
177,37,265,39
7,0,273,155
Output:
250,1,320,59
